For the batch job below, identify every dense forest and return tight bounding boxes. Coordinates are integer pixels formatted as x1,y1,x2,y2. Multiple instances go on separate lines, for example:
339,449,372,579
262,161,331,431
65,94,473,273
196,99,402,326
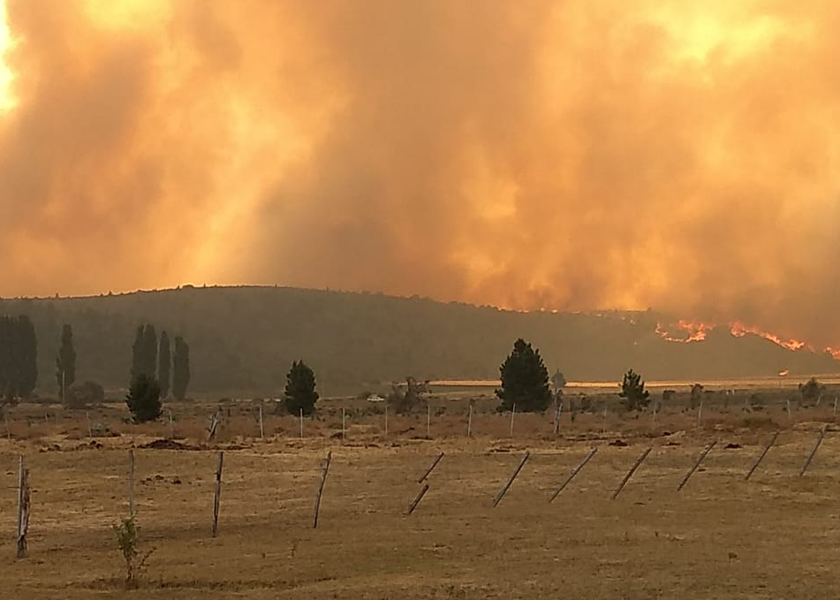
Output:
0,286,837,398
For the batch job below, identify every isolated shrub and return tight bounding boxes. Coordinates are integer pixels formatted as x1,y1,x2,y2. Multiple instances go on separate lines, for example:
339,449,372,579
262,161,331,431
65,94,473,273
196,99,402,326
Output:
690,383,704,410
282,360,319,416
662,389,676,402
799,377,824,406
387,376,428,415
619,369,650,411
126,374,162,423
66,381,104,409
551,369,567,391
496,338,551,412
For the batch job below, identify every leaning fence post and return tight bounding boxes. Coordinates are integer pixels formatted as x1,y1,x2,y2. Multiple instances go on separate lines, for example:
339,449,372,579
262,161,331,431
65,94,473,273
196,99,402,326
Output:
745,431,779,480
509,405,516,436
418,452,444,483
611,447,652,500
493,451,530,507
313,451,332,528
211,451,224,537
128,450,135,516
16,455,30,559
407,484,430,515
677,440,716,491
800,426,827,477
467,404,473,438
549,447,597,502
697,400,704,425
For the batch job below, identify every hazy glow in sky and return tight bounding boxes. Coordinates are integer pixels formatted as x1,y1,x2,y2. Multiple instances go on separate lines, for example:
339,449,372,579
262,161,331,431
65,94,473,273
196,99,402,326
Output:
0,0,14,110
0,0,839,352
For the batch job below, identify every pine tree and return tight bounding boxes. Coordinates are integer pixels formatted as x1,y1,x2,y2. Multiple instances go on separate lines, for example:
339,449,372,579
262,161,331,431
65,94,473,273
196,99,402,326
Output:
130,325,145,381
142,325,157,379
619,369,650,411
16,316,37,399
56,324,77,402
496,338,551,412
0,317,12,401
172,336,191,400
283,360,319,415
158,331,171,399
126,373,162,423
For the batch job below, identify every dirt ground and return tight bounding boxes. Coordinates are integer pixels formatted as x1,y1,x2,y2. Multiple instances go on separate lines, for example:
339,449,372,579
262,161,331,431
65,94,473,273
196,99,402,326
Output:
2,401,840,599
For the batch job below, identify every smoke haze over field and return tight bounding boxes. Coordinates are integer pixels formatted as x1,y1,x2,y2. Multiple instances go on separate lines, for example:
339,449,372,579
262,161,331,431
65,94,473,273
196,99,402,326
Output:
1,1,839,349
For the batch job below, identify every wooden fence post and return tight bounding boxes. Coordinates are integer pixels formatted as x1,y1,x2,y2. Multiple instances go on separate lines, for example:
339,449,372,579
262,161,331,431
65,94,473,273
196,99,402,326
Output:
677,440,716,491
168,409,174,440
16,455,30,559
745,431,779,480
549,447,597,502
4,410,10,441
426,405,431,438
467,404,473,438
834,397,837,416
697,400,704,425
208,411,219,441
258,406,264,439
493,451,530,507
385,405,388,436
211,451,224,537
602,406,608,435
313,451,332,528
786,399,792,420
128,450,135,516
86,411,92,438
509,405,516,436
800,426,827,477
299,408,304,439
418,452,444,483
407,484,430,515
342,408,346,440
611,447,652,500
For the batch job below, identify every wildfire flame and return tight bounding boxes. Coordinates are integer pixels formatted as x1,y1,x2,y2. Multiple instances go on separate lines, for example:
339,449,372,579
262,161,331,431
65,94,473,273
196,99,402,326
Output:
656,319,811,353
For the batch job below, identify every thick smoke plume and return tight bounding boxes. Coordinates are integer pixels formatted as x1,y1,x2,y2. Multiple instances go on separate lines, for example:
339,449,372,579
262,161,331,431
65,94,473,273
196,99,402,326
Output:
1,1,839,349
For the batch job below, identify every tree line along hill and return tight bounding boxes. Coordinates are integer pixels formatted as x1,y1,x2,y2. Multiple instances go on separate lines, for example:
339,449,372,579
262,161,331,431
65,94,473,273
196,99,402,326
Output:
0,285,837,398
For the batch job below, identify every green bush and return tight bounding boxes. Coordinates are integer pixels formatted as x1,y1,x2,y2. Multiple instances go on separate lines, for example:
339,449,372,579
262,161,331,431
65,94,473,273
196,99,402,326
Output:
126,374,162,423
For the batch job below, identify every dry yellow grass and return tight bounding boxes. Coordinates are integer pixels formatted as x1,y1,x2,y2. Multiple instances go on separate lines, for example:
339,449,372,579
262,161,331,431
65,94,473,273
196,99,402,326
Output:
2,399,840,598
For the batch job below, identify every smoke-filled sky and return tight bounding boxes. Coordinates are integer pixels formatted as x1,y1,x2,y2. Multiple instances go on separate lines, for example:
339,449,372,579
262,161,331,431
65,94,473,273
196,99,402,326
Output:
1,1,839,349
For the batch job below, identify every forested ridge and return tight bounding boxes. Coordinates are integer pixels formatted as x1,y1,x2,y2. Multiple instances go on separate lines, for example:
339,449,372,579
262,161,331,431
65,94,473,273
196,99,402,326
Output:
0,286,836,397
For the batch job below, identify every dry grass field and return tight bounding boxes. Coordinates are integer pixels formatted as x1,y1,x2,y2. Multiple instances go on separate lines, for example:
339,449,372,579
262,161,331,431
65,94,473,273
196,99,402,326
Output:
2,397,840,599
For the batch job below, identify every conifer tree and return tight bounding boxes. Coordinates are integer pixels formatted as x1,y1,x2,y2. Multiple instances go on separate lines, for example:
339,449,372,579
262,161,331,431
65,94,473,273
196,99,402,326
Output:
158,331,171,399
496,338,551,412
283,360,319,415
56,324,76,402
172,336,191,400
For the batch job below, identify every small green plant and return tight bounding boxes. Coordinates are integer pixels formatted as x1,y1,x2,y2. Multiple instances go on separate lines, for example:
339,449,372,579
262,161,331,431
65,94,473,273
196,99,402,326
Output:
113,514,154,589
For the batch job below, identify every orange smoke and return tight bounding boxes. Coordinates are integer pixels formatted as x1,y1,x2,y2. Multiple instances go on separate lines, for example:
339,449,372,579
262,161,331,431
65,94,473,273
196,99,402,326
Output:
1,1,840,355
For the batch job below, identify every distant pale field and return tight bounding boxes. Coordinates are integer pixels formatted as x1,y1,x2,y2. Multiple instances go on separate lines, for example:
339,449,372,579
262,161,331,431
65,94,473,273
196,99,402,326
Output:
430,376,840,392
2,399,840,598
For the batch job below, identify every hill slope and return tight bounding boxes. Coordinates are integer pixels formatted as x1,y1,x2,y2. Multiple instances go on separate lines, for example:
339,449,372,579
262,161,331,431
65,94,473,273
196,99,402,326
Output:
1,286,837,397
